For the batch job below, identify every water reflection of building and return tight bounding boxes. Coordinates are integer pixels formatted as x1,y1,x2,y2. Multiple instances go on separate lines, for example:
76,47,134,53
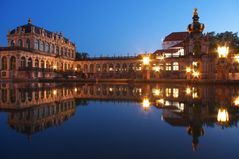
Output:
8,99,76,137
1,83,239,147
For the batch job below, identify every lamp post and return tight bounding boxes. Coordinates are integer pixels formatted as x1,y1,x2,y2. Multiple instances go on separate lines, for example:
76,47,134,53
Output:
142,55,151,80
217,46,230,80
218,46,229,58
186,67,191,80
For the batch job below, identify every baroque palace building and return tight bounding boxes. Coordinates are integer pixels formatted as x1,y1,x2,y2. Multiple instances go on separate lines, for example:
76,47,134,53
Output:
0,9,237,81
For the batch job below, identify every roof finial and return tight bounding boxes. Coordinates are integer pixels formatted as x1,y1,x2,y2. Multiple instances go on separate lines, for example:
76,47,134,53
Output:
194,8,198,16
28,18,32,24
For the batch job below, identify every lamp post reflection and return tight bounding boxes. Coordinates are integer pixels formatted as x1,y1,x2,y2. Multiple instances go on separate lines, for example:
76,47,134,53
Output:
217,108,229,123
142,98,150,110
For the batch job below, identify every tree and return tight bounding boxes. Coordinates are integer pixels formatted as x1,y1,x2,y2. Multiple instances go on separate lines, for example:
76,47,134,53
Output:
76,52,89,59
206,31,239,54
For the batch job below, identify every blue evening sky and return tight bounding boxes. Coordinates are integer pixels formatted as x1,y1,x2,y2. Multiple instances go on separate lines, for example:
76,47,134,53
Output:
0,0,238,56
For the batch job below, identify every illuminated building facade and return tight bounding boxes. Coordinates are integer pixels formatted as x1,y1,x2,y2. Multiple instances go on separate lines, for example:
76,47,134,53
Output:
0,9,238,81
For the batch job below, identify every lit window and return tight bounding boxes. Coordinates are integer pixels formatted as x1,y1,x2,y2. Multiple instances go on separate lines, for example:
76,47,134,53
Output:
173,88,179,98
165,88,171,97
165,63,171,71
173,62,179,71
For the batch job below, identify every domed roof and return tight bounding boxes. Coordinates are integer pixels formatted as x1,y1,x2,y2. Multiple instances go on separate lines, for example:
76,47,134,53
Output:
187,8,205,34
9,18,76,46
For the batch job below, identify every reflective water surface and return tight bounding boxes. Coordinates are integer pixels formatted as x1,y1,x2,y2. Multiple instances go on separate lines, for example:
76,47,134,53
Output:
0,83,239,159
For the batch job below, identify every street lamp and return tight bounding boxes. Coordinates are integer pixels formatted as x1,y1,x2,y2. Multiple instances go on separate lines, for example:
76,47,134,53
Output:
53,65,57,70
186,87,191,95
218,46,229,58
192,71,200,78
154,66,160,72
143,56,150,65
186,67,191,73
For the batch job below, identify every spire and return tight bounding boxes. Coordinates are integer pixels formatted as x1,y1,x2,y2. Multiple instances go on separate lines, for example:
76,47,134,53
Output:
187,8,205,34
28,18,32,24
192,8,199,22
193,8,198,16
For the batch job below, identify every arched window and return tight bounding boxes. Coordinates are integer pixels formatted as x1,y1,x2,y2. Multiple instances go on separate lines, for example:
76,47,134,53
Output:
18,39,23,47
109,64,114,72
102,64,107,73
10,56,16,70
10,40,15,46
20,57,26,68
46,61,50,68
10,89,16,103
84,64,88,73
2,56,7,70
50,61,54,69
2,89,7,103
28,58,32,68
90,64,94,73
129,63,134,72
65,48,67,56
68,50,71,57
72,50,74,58
122,63,127,72
41,60,45,68
61,48,63,55
45,42,49,53
51,44,55,53
40,41,44,51
56,46,59,54
77,64,81,71
61,63,64,70
136,63,141,71
64,63,67,70
26,39,30,49
35,59,39,68
35,40,40,50
115,63,121,72
96,64,101,72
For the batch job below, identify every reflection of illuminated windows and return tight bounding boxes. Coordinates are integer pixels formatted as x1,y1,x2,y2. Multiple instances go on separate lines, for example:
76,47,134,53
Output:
192,87,199,99
165,88,171,97
156,99,164,105
173,88,179,98
179,103,184,111
173,62,179,71
165,101,170,106
234,96,239,106
152,88,161,96
165,63,171,71
134,88,142,96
